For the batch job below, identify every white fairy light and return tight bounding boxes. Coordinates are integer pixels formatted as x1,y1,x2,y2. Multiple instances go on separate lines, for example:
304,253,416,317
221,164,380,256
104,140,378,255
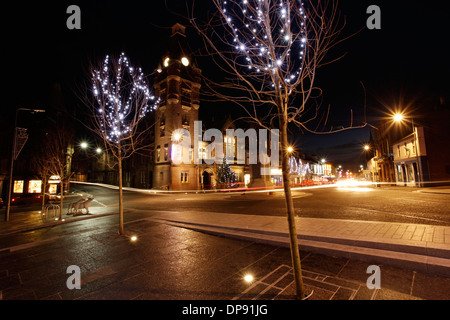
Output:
91,52,160,144
221,0,308,88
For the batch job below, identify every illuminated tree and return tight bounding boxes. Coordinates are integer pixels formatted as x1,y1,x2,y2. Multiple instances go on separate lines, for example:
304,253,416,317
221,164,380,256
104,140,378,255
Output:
216,156,237,188
191,0,362,299
84,53,159,235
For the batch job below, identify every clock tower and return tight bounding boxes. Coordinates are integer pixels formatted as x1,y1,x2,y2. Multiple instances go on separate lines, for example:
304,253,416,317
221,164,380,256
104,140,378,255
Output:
153,23,202,190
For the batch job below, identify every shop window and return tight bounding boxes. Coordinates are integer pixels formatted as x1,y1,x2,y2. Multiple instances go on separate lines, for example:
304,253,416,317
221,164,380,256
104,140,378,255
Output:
28,180,42,193
48,184,58,194
13,180,24,193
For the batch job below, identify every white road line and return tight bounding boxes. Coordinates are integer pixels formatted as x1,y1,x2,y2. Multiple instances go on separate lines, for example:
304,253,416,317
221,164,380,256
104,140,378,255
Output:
94,199,108,207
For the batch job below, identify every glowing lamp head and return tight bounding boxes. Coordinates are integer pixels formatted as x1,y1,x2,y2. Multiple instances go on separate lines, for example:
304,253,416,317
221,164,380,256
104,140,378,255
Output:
96,148,102,154
181,57,190,66
163,57,170,67
173,132,181,141
80,142,88,149
244,274,254,283
364,145,370,151
393,113,404,122
287,146,294,153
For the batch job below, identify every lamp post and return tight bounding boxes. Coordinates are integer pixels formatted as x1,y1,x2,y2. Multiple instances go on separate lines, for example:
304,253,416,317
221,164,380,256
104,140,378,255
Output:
5,108,46,221
363,144,375,184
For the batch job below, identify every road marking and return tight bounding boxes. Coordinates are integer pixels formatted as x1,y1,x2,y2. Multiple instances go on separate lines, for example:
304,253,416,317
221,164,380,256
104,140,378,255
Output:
94,199,108,207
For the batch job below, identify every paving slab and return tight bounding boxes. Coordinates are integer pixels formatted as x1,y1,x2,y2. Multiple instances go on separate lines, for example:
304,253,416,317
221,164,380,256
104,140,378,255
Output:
148,211,450,277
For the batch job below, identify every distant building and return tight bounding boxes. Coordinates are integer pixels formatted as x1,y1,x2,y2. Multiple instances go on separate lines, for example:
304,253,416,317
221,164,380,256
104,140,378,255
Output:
392,127,426,186
391,98,450,187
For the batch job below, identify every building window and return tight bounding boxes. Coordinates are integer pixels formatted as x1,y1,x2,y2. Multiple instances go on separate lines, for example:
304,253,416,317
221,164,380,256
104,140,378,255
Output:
13,180,24,193
199,147,206,160
28,180,42,193
164,144,169,161
181,171,189,183
48,184,58,194
157,146,161,162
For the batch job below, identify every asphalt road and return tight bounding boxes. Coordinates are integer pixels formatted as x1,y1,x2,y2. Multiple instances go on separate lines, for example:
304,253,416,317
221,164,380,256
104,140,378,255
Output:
70,183,450,226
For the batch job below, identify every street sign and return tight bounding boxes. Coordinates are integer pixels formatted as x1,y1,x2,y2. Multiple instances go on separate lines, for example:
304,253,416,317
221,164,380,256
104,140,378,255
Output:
13,127,28,160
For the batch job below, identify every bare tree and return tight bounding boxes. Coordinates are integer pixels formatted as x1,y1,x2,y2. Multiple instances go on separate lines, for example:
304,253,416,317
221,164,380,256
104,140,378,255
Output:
190,0,365,299
82,53,159,235
32,146,52,215
44,118,75,219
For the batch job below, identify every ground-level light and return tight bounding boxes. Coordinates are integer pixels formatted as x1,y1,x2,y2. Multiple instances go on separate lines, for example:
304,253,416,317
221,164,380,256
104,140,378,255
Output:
244,274,254,283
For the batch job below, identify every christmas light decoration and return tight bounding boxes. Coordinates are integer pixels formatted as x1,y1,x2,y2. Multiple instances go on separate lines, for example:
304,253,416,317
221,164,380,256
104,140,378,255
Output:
91,52,160,144
219,0,308,89
289,156,311,176
216,156,238,188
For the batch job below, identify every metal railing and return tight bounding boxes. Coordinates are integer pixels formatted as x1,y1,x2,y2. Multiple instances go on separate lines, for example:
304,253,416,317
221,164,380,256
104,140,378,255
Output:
43,204,61,220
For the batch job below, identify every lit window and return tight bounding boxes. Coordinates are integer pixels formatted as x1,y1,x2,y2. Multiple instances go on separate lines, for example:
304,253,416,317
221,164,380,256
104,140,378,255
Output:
172,144,182,162
48,184,58,194
164,144,169,161
28,180,42,193
13,180,24,193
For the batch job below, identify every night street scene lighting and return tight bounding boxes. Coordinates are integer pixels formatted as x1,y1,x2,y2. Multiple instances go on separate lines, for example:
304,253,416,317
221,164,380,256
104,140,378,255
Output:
0,0,449,313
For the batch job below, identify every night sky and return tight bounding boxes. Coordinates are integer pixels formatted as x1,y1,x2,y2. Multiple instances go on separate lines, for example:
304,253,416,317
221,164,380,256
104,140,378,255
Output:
3,0,450,172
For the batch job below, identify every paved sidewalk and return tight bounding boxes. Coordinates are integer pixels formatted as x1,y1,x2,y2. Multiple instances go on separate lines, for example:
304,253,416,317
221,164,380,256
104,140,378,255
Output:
1,207,450,278
0,207,118,236
149,211,450,277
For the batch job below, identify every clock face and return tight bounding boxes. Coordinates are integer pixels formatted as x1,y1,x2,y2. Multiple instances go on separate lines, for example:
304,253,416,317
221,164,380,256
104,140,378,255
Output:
164,57,170,67
181,57,189,66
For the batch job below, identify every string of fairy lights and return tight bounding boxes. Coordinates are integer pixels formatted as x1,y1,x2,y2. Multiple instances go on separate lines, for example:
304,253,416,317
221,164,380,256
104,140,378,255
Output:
92,52,160,144
219,0,308,88
289,156,311,175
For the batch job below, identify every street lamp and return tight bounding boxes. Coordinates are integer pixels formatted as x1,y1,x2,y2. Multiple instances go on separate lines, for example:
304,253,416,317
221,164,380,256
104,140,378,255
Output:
5,108,46,221
393,113,404,122
364,144,370,151
287,146,294,153
80,141,88,149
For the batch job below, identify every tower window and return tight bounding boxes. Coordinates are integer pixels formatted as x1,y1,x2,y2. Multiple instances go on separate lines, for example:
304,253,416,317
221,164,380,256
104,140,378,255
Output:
181,171,189,183
164,144,169,161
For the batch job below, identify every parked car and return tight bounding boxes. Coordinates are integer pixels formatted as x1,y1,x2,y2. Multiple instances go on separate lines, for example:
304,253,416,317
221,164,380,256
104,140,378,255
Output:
11,193,43,206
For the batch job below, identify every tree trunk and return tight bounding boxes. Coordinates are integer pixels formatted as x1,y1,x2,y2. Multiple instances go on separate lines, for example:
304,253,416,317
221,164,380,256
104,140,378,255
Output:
279,116,306,300
59,179,64,220
118,148,124,235
41,176,47,216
